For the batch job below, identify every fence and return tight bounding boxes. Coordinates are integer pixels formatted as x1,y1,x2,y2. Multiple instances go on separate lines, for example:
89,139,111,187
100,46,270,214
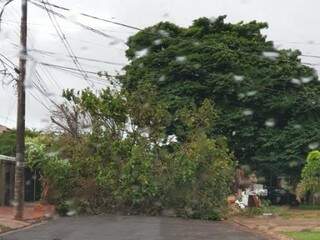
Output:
0,155,40,206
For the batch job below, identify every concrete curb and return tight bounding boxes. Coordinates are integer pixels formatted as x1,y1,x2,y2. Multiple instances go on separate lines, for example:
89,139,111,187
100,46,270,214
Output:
0,220,48,237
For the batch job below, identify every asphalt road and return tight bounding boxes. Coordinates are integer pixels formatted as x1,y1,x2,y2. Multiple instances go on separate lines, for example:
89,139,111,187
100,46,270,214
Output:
2,216,267,240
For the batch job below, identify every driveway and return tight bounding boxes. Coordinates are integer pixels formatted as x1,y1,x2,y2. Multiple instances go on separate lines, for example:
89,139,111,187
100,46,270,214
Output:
2,215,267,240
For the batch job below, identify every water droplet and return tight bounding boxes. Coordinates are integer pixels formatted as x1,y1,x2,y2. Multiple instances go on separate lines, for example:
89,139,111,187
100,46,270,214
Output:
135,48,149,58
193,63,201,69
243,109,253,116
265,119,275,127
158,30,170,37
66,9,81,21
159,75,166,82
209,16,217,23
289,161,298,167
293,124,301,129
301,76,313,84
238,93,245,99
291,78,301,85
262,51,279,60
162,13,170,18
234,75,244,82
66,210,77,217
109,40,120,46
308,142,319,150
153,39,162,45
246,91,257,97
175,56,187,63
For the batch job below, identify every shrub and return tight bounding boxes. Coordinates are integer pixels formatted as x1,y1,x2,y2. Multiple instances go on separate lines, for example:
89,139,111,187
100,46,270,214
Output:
297,151,320,203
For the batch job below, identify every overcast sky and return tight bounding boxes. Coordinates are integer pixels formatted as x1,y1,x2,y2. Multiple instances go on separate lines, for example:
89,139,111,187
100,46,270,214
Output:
0,0,320,129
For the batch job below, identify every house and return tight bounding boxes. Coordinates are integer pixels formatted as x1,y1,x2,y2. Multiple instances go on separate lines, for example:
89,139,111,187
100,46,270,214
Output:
0,124,10,134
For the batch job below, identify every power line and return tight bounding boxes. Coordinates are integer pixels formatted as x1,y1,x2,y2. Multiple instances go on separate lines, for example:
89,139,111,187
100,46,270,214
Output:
301,54,320,59
28,0,125,43
29,0,142,31
41,0,94,88
27,47,126,66
0,0,14,30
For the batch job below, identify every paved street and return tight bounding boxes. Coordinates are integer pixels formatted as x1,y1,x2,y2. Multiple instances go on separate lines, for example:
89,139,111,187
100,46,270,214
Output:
2,215,267,240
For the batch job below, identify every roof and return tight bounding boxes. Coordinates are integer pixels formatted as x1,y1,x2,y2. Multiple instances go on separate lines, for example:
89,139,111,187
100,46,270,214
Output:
0,124,10,134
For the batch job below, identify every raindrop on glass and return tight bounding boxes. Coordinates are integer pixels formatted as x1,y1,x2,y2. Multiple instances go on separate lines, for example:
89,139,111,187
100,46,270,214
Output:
262,51,279,60
159,75,166,82
209,16,217,23
135,48,149,58
154,39,162,45
234,75,244,82
291,78,301,85
175,56,187,63
246,91,257,97
301,76,313,84
293,124,301,129
308,142,319,150
158,30,170,37
243,109,253,116
265,119,275,127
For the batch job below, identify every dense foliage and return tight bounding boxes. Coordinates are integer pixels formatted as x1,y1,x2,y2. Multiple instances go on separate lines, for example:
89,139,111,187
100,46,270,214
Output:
297,151,320,202
33,88,234,219
0,130,16,156
120,16,320,183
0,129,39,156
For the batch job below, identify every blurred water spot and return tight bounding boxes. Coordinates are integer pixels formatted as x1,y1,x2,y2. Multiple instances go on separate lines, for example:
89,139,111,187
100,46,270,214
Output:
66,9,81,22
238,93,245,99
308,142,319,150
265,119,275,128
158,30,170,37
301,76,313,83
234,75,244,82
66,210,77,217
193,63,201,69
209,16,217,23
243,109,253,116
289,161,298,167
135,48,149,58
246,91,257,97
175,56,187,63
291,78,301,85
159,75,166,82
153,39,162,45
262,51,279,60
293,124,302,129
162,13,170,18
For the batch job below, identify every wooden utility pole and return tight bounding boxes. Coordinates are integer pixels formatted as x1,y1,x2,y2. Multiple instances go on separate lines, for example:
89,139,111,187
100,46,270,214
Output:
14,0,28,220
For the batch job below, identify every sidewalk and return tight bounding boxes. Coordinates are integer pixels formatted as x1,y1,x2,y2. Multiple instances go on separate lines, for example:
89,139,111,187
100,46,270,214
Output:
0,203,55,233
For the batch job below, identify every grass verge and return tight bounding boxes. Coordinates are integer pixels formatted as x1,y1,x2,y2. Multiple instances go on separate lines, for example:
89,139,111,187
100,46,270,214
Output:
284,231,320,240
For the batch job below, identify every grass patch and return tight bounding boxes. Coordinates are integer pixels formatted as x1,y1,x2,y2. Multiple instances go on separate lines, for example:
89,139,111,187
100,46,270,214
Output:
296,204,320,210
0,224,12,233
284,231,320,240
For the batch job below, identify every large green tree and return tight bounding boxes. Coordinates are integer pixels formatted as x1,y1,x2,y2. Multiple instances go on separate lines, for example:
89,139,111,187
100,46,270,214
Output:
119,16,320,183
